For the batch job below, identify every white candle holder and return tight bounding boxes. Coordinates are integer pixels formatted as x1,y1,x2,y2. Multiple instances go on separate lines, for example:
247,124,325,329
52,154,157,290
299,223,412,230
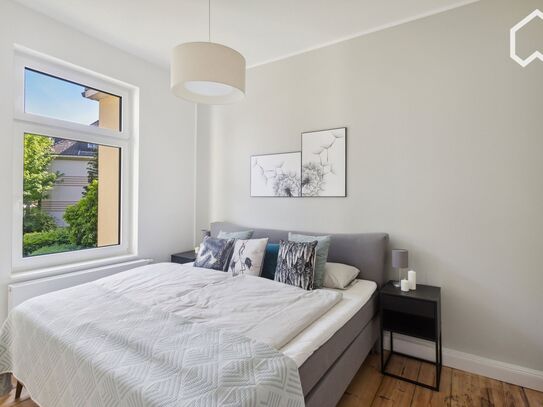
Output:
400,279,410,292
408,270,416,290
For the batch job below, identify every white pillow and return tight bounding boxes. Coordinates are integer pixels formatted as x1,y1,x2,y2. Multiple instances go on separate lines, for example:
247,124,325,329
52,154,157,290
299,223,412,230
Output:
229,238,269,276
323,262,360,289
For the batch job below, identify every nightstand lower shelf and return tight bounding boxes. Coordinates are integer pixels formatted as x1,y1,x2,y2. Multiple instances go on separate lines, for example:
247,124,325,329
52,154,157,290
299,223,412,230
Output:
380,331,442,391
379,281,442,392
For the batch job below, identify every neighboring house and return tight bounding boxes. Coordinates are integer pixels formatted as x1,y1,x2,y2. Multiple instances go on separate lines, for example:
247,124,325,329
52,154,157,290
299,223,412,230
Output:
42,138,97,226
42,86,119,236
42,88,121,231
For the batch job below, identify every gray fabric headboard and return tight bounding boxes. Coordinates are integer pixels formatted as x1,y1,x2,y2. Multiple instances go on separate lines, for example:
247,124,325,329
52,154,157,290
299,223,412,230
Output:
210,222,389,287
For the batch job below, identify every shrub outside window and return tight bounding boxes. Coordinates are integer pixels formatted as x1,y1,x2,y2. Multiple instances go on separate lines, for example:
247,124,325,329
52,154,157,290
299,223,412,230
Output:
23,134,120,257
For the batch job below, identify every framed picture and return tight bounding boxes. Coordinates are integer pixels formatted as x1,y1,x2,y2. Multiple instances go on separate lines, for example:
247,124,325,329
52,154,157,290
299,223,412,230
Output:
251,152,301,197
301,127,346,197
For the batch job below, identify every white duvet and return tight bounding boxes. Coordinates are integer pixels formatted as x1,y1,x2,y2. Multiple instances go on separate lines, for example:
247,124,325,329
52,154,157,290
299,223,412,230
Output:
94,262,342,349
0,262,342,407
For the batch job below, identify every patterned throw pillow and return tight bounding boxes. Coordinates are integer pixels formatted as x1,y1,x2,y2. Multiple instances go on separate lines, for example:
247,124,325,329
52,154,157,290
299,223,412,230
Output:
229,238,269,277
275,240,318,290
194,236,235,271
288,233,331,289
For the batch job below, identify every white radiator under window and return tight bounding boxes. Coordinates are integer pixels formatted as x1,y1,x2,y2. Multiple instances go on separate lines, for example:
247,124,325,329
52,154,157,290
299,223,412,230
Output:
8,259,152,310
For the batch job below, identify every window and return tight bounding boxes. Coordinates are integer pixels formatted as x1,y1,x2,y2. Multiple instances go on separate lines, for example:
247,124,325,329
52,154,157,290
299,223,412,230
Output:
24,68,122,131
23,134,121,257
13,48,137,273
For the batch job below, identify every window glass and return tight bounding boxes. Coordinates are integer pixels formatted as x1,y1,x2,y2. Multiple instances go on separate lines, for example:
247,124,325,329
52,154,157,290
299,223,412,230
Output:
23,133,121,257
24,68,121,131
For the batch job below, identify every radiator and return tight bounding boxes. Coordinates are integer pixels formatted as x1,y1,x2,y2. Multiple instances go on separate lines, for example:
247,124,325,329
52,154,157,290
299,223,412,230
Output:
8,259,152,310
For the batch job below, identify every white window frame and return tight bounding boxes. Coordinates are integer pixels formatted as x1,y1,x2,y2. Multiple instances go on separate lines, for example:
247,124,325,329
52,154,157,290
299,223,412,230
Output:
12,46,139,274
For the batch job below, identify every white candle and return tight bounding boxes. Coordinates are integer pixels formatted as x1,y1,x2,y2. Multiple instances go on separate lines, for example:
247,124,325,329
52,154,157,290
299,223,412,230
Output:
401,279,410,292
408,270,416,290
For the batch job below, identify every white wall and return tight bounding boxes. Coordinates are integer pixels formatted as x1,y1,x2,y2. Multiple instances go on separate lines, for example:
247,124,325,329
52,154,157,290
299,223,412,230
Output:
0,1,196,318
197,0,543,372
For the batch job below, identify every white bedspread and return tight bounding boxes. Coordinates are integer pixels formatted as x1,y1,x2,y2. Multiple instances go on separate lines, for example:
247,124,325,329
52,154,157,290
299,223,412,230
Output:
98,262,342,349
0,262,342,407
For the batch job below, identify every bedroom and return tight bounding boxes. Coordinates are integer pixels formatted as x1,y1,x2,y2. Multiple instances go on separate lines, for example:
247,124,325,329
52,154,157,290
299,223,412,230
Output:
0,0,542,406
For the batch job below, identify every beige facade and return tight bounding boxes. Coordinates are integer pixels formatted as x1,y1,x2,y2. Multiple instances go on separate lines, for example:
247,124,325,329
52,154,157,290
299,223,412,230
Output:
97,145,120,246
84,90,121,246
82,88,120,131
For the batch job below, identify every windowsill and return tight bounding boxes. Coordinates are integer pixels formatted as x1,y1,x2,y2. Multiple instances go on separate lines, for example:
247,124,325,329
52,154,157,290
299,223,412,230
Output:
10,254,146,283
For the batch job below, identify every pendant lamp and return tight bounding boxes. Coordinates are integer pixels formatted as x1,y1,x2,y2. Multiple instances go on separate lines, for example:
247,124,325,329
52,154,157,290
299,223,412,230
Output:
170,0,246,104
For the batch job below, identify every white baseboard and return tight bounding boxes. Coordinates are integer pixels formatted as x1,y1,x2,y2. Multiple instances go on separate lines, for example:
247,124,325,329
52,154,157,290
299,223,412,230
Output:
383,332,543,392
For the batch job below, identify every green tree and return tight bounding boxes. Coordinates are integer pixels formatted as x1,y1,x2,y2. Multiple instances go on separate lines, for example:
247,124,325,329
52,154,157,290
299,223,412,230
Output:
23,134,59,232
23,134,58,208
86,153,98,184
64,179,98,247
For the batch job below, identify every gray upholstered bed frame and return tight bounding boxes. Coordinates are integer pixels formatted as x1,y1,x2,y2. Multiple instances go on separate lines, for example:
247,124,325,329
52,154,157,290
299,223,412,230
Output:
210,222,389,407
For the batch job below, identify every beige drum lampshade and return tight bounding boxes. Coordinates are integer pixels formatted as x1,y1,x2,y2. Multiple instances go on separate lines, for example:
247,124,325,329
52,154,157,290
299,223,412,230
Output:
170,42,246,104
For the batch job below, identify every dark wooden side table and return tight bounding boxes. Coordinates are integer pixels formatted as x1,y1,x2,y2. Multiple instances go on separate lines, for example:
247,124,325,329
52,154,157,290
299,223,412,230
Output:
380,280,442,391
171,250,197,264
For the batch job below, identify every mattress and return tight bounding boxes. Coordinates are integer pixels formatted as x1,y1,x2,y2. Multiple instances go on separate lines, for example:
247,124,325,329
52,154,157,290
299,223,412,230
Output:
280,279,377,366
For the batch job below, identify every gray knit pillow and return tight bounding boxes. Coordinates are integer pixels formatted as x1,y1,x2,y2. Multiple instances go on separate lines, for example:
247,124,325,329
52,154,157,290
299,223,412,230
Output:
274,240,318,290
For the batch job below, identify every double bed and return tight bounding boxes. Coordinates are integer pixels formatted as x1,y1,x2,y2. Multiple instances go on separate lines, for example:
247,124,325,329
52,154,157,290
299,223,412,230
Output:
211,223,388,407
0,222,388,407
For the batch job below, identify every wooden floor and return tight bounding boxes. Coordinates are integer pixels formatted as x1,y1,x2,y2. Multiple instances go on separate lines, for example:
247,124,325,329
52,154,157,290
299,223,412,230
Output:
1,353,542,407
339,353,543,407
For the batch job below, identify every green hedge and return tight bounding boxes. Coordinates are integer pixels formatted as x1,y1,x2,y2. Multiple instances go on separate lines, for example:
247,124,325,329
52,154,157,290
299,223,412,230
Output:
29,243,81,256
23,228,71,256
23,207,57,233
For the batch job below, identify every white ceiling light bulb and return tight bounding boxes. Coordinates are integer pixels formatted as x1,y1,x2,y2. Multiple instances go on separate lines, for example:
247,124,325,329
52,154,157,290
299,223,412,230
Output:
170,0,246,104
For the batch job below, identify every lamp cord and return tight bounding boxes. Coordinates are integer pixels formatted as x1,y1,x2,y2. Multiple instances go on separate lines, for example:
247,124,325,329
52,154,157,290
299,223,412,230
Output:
208,0,211,42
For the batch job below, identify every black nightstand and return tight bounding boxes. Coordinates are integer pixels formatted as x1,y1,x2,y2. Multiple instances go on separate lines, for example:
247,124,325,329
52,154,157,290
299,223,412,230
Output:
380,280,442,391
171,250,197,264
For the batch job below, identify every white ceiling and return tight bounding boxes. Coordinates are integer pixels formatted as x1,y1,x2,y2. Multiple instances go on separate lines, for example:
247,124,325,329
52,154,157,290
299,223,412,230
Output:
15,0,477,68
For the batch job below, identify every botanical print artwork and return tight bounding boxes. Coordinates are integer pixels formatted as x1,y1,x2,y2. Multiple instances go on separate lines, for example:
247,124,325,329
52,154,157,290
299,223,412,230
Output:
301,128,346,197
251,152,301,197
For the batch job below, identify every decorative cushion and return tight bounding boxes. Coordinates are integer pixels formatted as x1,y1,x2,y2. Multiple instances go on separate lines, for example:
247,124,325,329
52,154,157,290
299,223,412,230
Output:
275,240,318,290
194,236,235,271
217,230,254,239
261,243,280,280
288,233,331,289
323,262,360,289
229,238,269,276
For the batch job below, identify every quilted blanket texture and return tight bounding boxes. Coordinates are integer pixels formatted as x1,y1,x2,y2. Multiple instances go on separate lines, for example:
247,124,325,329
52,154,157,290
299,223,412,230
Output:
0,266,306,406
